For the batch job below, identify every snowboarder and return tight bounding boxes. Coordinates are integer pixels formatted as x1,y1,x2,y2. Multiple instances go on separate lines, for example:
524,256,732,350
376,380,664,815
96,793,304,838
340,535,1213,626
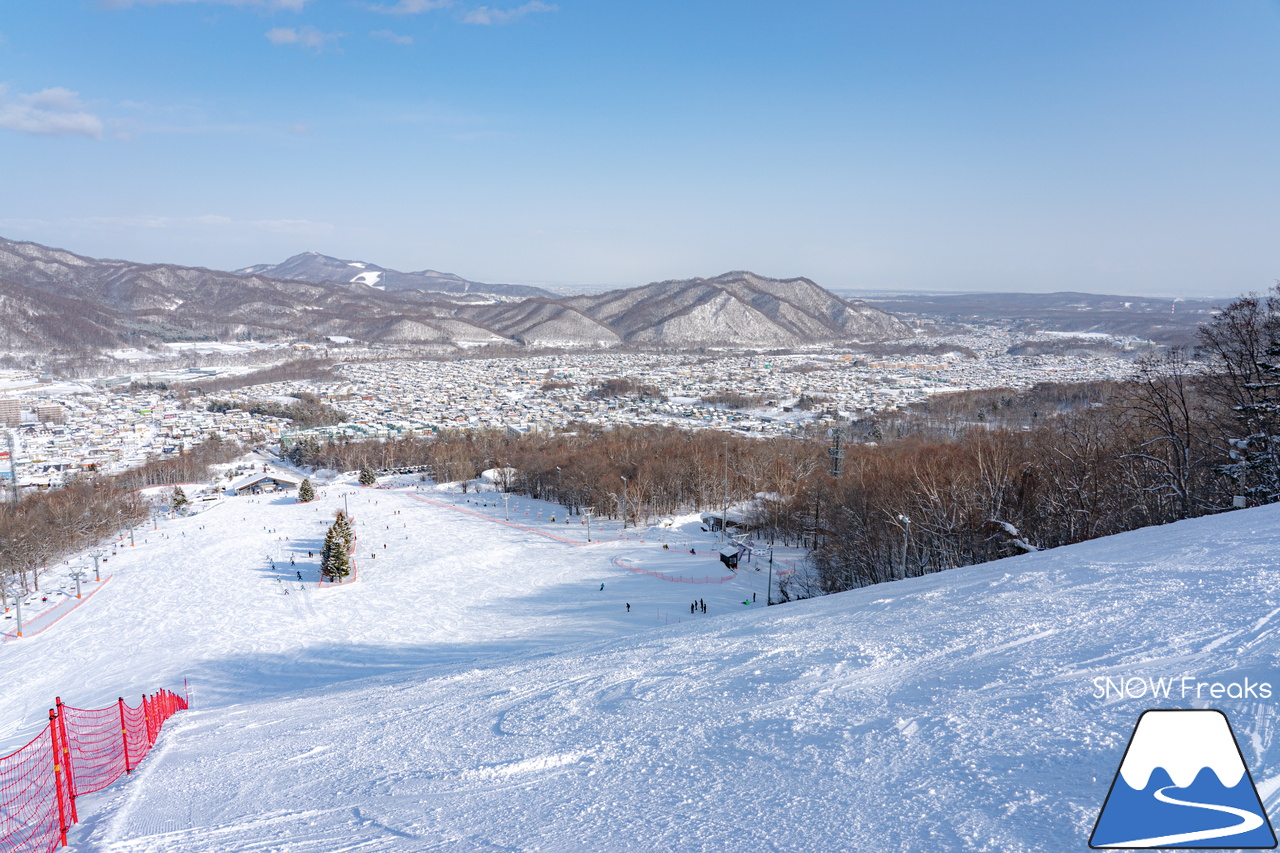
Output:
297,570,302,580
626,603,630,612
600,583,605,590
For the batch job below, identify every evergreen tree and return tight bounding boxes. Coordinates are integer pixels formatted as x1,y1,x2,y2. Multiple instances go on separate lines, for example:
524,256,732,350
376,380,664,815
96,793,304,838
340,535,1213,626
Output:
333,509,355,550
358,466,376,486
171,485,189,513
298,478,315,503
1198,288,1280,503
320,518,352,581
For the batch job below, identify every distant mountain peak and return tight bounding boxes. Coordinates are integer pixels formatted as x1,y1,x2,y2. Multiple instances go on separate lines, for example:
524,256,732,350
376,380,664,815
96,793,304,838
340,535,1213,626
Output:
235,253,553,300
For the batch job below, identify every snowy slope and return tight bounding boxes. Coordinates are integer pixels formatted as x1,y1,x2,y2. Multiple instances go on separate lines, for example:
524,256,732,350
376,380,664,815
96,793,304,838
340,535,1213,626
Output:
6,483,1280,851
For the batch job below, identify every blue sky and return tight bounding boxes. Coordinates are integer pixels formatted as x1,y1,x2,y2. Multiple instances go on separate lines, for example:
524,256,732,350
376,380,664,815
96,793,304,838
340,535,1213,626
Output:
1,1,1277,295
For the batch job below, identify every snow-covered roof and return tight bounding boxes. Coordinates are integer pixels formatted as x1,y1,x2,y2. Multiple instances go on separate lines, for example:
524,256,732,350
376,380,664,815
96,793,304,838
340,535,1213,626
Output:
228,472,300,492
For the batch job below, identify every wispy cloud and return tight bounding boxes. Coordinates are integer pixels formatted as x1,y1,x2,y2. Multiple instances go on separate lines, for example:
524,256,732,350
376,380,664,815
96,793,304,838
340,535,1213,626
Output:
0,85,104,138
266,25,343,51
371,29,414,45
368,0,453,14
103,0,312,10
461,1,555,25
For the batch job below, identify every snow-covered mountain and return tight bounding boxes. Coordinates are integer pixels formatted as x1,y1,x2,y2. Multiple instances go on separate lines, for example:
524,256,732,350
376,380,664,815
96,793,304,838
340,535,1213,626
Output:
0,237,909,351
467,270,911,347
6,474,1280,851
0,236,505,348
238,252,555,300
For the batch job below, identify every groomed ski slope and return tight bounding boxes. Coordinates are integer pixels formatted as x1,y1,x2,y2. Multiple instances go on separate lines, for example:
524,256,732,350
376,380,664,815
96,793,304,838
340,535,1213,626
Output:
5,479,1280,851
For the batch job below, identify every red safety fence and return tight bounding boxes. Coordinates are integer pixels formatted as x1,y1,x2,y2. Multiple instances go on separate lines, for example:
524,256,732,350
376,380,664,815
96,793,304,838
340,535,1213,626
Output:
0,686,188,853
410,494,590,546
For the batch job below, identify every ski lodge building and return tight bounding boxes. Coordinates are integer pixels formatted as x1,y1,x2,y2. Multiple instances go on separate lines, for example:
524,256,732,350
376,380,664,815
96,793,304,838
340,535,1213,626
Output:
228,472,300,496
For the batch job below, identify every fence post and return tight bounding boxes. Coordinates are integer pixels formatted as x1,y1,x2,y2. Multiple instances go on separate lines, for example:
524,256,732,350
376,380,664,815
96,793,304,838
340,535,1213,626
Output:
144,694,155,746
49,709,70,847
118,697,131,774
55,697,79,824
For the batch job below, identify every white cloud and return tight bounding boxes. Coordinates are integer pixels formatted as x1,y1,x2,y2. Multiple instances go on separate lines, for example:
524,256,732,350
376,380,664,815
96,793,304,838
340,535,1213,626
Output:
266,26,343,51
371,29,414,45
462,0,556,25
369,0,452,14
0,85,105,138
103,0,312,10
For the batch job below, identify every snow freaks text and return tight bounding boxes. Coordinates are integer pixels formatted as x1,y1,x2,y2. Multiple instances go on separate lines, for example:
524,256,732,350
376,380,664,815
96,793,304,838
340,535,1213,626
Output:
1092,676,1273,701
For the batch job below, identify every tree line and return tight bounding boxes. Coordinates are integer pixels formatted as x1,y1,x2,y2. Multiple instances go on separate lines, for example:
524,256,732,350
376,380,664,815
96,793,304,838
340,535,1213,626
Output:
0,437,244,592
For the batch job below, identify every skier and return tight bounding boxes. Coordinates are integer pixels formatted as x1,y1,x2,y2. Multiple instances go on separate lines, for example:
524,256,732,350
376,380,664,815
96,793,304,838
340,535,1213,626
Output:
626,603,630,612
600,583,605,591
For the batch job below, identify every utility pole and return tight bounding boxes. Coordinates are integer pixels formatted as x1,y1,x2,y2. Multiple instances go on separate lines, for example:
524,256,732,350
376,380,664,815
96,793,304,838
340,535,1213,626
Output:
766,543,774,606
898,514,911,580
722,440,729,544
620,475,628,530
5,584,22,637
828,428,844,479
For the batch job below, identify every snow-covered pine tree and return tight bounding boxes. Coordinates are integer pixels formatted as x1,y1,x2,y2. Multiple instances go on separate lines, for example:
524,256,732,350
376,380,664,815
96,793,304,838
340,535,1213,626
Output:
320,520,352,581
1198,287,1280,504
171,485,189,513
358,466,376,486
298,478,315,503
333,509,355,551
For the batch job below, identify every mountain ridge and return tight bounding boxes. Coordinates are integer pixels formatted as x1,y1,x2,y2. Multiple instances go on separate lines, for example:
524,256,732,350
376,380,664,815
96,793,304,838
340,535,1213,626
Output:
0,237,910,353
237,251,555,301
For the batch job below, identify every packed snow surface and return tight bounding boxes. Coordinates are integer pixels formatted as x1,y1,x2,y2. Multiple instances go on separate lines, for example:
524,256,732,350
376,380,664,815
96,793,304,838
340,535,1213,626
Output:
5,475,1280,851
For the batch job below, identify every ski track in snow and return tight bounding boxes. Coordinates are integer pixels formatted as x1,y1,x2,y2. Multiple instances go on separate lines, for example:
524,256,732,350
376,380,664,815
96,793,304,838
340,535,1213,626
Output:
4,480,1280,851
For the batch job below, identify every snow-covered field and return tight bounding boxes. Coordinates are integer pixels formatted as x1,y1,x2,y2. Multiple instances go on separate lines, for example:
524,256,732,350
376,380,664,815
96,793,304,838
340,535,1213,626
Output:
5,476,1280,851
